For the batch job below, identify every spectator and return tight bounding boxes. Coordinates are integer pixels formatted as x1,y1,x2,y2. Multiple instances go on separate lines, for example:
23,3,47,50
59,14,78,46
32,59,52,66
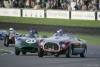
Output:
82,2,87,11
25,0,31,8
71,0,76,10
88,2,95,11
66,3,71,10
98,1,100,10
76,1,82,10
31,0,35,8
18,0,24,8
74,2,78,10
96,0,99,10
52,0,57,9
91,0,97,10
11,1,18,8
84,0,89,10
0,1,4,7
3,0,10,8
49,0,54,9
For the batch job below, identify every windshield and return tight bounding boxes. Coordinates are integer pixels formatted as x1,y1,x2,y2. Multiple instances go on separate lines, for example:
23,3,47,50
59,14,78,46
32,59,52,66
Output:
62,33,77,38
53,33,77,38
25,34,39,38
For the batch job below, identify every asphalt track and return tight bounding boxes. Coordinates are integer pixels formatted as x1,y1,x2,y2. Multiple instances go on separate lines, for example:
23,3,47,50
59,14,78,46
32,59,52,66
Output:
0,40,100,67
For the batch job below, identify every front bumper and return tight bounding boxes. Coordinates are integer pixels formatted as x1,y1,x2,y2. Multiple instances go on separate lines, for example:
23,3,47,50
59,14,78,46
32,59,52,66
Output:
39,45,68,54
15,47,38,52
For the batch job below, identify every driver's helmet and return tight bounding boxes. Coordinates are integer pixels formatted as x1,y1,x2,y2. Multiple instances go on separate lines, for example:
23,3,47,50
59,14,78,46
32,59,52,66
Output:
29,29,35,37
56,29,63,36
9,28,14,31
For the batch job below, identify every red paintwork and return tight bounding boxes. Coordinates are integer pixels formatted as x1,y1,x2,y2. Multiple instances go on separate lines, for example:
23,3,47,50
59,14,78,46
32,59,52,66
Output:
38,40,70,53
12,37,15,44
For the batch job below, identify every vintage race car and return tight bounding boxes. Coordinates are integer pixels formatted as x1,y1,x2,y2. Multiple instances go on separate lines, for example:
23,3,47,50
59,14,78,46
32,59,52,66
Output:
4,32,21,47
38,33,87,58
15,34,47,55
0,30,8,40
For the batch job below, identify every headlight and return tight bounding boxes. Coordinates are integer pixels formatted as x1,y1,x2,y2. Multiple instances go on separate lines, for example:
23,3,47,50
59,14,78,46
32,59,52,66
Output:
40,41,45,46
15,40,21,46
61,44,65,48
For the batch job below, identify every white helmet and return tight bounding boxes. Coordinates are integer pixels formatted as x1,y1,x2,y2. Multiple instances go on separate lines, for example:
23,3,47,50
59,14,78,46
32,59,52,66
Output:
57,29,63,36
9,28,14,31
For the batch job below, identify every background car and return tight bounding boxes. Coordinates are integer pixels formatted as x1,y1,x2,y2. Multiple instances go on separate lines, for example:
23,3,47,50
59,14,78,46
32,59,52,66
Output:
38,33,87,58
0,30,8,40
4,31,21,47
15,34,47,55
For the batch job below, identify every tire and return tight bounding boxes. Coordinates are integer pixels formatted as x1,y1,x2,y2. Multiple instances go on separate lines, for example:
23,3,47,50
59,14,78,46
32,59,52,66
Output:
55,54,59,57
38,47,43,57
15,50,20,55
44,52,48,55
6,36,9,47
4,37,6,46
22,52,26,55
65,45,72,58
80,46,87,58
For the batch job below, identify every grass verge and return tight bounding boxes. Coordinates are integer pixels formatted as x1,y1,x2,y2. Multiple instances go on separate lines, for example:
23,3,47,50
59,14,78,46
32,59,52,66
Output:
18,30,100,45
0,49,7,54
0,16,100,27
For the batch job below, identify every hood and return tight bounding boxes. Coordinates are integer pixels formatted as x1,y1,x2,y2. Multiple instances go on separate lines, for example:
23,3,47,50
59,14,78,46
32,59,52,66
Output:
44,36,70,43
16,37,45,48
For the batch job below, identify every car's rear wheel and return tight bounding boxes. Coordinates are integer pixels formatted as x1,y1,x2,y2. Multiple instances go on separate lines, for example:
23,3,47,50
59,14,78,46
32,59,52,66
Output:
38,47,43,57
15,50,20,55
22,52,26,55
65,45,72,58
80,46,87,58
6,36,9,47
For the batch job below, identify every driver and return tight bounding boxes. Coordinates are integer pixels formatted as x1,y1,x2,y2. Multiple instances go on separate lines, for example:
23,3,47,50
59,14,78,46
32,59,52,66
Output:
9,28,17,43
9,28,16,37
29,28,38,37
53,29,63,36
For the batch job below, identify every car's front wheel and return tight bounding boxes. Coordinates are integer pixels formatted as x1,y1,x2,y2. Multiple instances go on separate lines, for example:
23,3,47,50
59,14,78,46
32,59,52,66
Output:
15,50,20,55
80,46,87,58
55,54,59,57
65,45,72,58
38,47,43,57
22,52,26,55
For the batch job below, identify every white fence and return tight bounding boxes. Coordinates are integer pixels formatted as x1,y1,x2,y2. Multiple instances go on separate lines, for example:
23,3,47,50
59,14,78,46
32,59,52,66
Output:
0,8,100,21
22,9,44,18
71,11,95,20
47,10,69,19
97,12,100,20
0,8,21,17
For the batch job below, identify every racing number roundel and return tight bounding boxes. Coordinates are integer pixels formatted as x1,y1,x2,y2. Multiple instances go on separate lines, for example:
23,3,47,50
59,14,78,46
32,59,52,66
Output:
26,39,36,44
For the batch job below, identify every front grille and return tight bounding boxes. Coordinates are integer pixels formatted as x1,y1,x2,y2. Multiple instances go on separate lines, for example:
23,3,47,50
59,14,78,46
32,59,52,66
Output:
44,42,59,50
21,47,35,50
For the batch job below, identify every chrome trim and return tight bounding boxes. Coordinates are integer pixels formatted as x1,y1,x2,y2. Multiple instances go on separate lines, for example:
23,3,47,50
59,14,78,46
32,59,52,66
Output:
43,42,60,52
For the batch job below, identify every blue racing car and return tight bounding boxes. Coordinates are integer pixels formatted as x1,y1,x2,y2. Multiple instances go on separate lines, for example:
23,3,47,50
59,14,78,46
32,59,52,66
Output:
0,30,8,40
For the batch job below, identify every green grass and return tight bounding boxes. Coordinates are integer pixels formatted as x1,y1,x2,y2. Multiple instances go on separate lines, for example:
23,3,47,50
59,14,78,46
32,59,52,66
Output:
0,50,7,54
18,30,100,45
0,16,100,27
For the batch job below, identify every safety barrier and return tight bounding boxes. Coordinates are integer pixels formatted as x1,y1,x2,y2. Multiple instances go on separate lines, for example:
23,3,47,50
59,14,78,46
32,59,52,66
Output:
0,8,100,20
0,8,21,17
